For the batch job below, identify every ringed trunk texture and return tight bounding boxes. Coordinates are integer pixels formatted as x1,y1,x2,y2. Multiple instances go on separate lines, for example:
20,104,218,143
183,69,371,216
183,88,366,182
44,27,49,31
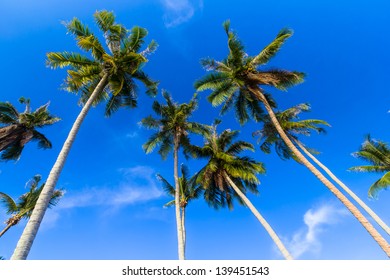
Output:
295,139,390,236
249,86,390,258
174,135,185,260
11,74,109,260
224,173,293,260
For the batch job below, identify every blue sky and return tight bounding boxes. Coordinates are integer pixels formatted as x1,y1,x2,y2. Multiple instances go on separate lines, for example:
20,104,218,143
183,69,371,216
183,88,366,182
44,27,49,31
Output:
0,0,389,260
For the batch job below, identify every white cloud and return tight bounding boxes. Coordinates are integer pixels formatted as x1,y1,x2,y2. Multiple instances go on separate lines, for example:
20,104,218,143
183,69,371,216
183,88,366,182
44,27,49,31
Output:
59,166,163,209
160,0,203,27
125,132,138,139
286,203,349,259
41,166,164,228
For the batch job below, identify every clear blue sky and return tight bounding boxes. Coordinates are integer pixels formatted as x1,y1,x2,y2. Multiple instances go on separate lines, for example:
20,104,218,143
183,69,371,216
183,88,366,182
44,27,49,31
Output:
0,0,389,260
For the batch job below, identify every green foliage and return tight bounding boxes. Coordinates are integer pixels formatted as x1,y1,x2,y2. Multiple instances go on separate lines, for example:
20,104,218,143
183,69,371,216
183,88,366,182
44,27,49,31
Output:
350,135,390,198
195,21,304,125
141,91,209,160
253,103,329,161
191,123,265,210
157,164,203,208
47,10,158,117
0,175,63,237
0,99,60,161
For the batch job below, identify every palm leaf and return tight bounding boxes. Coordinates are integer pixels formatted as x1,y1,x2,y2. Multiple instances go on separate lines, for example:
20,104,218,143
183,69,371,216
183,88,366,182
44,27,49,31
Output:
252,28,293,65
368,172,390,198
0,192,18,214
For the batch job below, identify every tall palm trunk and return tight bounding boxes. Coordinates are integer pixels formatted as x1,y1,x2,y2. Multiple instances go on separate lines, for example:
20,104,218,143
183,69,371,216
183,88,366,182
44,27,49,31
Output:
11,74,109,260
181,207,186,254
173,134,185,260
294,139,390,236
0,215,21,238
249,86,390,258
224,173,293,260
0,223,13,238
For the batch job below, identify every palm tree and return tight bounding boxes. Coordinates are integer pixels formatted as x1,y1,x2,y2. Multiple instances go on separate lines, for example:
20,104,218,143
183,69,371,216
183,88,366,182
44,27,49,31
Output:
255,104,390,236
0,175,62,238
0,97,60,161
157,164,203,252
11,10,158,260
141,91,208,260
195,21,390,257
190,123,293,260
350,135,390,199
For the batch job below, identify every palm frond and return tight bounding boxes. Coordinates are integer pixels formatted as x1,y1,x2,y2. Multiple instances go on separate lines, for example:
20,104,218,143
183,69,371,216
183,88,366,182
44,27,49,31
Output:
46,52,95,69
252,28,293,66
0,192,18,214
31,131,52,149
156,174,175,196
64,17,91,37
0,102,19,124
368,171,390,198
94,10,115,33
194,72,230,91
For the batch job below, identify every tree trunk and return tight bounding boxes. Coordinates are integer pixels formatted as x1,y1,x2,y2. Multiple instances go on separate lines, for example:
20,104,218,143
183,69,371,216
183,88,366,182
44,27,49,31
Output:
11,74,109,260
173,134,185,260
224,173,293,260
249,86,390,258
0,223,13,238
181,206,186,253
295,139,390,236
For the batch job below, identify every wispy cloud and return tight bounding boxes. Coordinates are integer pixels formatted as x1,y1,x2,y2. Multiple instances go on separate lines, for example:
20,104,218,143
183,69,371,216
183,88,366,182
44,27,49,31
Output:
59,166,163,209
41,166,164,228
125,131,138,139
160,0,203,27
286,203,349,259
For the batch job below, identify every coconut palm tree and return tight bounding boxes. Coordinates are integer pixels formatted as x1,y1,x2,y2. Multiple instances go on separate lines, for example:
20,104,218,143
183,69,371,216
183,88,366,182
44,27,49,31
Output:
350,135,390,199
11,10,158,260
0,175,62,238
141,91,208,260
0,97,60,161
190,123,293,260
157,164,203,252
254,104,390,235
195,21,390,257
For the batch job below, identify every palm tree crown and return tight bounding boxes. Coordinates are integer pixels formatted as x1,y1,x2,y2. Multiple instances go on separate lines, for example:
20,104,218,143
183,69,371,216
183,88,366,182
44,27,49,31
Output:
0,175,62,237
253,103,329,160
158,164,203,209
191,123,265,209
195,20,303,124
0,98,60,161
141,90,208,158
350,135,390,198
47,10,158,116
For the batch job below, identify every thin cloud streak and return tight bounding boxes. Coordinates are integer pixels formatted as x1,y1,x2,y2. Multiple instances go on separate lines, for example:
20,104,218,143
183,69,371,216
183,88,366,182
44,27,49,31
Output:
59,166,163,209
160,0,203,27
286,203,349,259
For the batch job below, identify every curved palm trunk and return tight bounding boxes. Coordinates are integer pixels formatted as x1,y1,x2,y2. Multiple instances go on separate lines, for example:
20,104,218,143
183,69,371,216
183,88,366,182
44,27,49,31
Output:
1,215,22,238
295,139,390,236
224,173,293,260
249,86,390,258
173,135,185,260
11,74,109,260
0,223,13,238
